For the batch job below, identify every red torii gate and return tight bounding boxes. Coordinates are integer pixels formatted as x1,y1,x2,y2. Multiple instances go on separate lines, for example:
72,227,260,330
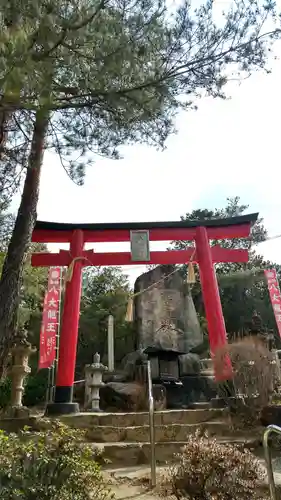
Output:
32,213,258,415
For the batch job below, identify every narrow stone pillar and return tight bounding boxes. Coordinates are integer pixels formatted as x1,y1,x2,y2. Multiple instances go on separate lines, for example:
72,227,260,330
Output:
107,315,114,372
84,363,92,408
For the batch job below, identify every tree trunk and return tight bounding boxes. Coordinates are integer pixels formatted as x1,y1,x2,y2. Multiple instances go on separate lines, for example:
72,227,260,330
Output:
0,110,49,376
0,108,12,161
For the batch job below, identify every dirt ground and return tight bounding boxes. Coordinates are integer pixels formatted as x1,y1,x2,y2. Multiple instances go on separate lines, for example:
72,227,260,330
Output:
104,467,278,500
108,480,278,500
104,468,171,500
110,484,161,500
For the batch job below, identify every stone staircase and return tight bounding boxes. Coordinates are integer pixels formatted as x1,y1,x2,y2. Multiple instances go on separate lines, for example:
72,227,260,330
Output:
60,408,261,467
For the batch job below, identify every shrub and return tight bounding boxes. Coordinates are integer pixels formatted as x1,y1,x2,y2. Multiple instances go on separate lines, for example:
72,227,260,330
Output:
169,431,265,500
0,421,113,500
215,336,275,425
23,370,48,407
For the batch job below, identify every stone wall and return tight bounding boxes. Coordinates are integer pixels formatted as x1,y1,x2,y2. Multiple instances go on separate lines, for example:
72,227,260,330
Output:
134,265,203,352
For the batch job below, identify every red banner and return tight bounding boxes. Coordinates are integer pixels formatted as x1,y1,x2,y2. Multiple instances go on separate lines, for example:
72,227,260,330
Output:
265,269,281,338
38,267,62,370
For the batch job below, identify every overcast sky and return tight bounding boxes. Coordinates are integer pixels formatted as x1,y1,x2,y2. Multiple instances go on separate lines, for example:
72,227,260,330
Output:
11,37,281,285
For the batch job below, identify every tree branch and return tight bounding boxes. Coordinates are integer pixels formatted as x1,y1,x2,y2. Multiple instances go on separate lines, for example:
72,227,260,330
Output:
32,0,109,61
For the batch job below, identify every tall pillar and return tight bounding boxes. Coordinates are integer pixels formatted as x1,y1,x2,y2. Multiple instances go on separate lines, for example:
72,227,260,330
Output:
195,226,232,381
46,229,84,415
107,315,114,372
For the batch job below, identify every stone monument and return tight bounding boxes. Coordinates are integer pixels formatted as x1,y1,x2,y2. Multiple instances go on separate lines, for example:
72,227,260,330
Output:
132,266,216,407
134,265,203,352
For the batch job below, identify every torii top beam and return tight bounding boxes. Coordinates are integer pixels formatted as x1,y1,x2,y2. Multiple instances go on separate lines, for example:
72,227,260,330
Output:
32,213,258,244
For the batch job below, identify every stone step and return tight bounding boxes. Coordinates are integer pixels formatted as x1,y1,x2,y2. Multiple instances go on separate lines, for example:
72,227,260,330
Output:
189,402,212,409
94,436,261,467
86,421,231,443
60,408,227,428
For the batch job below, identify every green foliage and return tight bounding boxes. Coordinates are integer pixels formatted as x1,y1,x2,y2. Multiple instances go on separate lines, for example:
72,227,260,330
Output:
0,422,112,500
18,243,48,331
21,244,48,312
170,431,265,499
77,267,134,376
0,213,15,249
0,238,47,333
0,377,11,409
22,369,48,408
173,196,280,338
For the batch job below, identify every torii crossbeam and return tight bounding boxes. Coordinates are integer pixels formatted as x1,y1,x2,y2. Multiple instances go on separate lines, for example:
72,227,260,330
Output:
32,213,258,415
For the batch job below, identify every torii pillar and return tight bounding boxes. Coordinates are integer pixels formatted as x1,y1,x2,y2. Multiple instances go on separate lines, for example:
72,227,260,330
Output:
196,226,232,379
48,230,84,414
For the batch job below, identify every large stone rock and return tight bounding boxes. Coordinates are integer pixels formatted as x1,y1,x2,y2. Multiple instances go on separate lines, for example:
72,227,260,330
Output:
134,265,202,352
103,370,128,383
180,352,201,375
122,349,147,381
100,382,147,412
99,381,166,412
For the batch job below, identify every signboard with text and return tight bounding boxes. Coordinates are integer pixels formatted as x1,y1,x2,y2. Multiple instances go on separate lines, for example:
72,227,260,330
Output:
264,269,281,339
38,267,62,370
130,230,150,261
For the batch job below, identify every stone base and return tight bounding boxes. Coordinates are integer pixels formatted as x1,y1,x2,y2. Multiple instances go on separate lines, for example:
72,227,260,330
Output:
45,402,79,416
162,381,186,409
181,375,218,407
211,397,228,409
2,405,31,419
86,407,103,413
211,396,244,410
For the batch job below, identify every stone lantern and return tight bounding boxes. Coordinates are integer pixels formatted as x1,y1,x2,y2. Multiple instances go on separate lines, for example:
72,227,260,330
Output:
7,327,36,417
85,353,107,412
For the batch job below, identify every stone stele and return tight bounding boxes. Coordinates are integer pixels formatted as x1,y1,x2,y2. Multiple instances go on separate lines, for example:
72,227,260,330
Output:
134,265,203,352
